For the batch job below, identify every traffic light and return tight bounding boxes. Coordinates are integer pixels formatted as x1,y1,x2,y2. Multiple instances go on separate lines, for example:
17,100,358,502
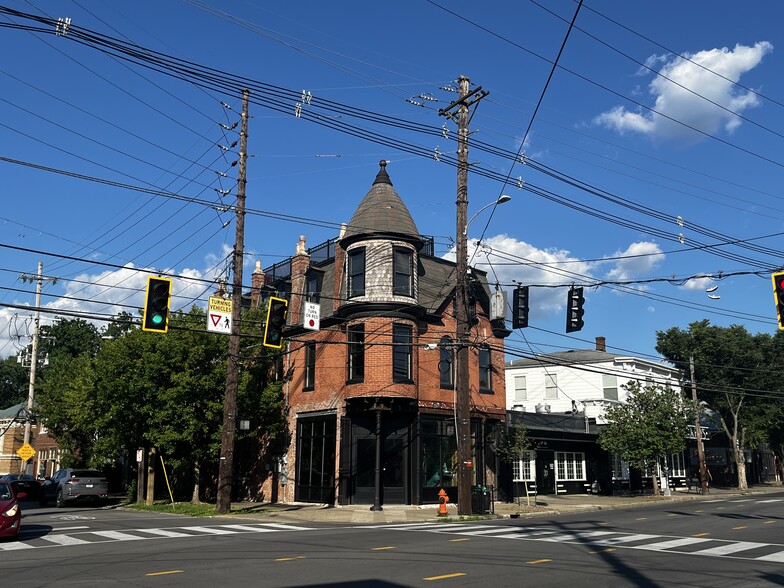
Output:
143,276,172,333
566,286,585,333
772,272,784,330
263,296,288,348
512,286,529,329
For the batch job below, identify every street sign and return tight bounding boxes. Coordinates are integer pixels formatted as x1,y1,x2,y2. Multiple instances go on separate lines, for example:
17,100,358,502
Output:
17,443,36,462
207,296,232,334
303,301,320,331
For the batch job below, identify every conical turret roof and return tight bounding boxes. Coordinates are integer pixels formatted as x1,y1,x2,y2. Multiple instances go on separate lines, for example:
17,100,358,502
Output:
341,161,422,249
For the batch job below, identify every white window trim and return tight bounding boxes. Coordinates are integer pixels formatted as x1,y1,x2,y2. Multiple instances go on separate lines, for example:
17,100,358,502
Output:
512,451,536,482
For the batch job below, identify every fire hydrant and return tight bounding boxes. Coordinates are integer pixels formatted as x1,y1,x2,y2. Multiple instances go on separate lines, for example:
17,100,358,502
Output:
437,488,449,516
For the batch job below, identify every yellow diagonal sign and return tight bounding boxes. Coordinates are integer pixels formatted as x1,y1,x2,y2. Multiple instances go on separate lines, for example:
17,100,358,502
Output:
17,443,36,461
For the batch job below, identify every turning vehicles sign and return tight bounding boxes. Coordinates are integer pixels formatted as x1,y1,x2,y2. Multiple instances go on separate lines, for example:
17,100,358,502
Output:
207,296,232,334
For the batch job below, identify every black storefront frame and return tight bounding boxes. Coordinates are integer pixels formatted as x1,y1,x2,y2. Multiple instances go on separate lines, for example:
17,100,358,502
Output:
295,414,337,504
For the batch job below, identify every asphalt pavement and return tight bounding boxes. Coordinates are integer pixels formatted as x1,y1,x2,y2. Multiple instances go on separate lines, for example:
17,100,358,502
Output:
226,482,784,525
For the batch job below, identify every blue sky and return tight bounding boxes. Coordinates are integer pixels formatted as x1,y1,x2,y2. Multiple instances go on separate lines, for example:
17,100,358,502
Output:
1,0,783,364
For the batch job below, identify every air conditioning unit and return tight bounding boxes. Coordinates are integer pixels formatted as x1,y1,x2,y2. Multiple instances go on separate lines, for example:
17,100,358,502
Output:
535,403,551,414
511,403,525,411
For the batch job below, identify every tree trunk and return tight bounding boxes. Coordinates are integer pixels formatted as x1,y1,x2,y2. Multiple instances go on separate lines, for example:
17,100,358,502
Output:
651,464,660,496
191,463,201,504
735,447,748,491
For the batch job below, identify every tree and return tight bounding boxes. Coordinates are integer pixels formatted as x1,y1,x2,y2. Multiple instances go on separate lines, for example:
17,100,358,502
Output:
496,422,531,505
0,355,28,409
656,320,781,491
599,382,689,496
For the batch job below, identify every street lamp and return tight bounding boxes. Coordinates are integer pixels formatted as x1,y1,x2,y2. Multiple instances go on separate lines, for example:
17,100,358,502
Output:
464,195,511,235
455,193,511,515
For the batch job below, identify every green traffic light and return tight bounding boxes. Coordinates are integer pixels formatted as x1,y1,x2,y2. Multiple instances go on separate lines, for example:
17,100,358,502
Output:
152,314,164,325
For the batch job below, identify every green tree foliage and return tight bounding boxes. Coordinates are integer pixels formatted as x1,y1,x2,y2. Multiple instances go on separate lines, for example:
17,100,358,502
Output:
599,382,689,496
496,424,530,464
0,355,28,409
656,320,784,490
35,306,287,500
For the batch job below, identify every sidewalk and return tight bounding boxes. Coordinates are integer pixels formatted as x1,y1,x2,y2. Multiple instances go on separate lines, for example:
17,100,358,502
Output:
227,483,783,525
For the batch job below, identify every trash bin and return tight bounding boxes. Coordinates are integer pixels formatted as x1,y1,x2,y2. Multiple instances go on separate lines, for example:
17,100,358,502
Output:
471,485,489,514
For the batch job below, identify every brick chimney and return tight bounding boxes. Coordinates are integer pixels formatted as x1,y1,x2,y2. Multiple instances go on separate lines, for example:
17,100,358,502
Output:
250,261,265,308
289,235,310,325
595,336,606,352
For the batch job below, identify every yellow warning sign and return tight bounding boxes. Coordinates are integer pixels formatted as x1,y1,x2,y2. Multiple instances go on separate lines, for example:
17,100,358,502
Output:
208,296,233,314
16,443,36,461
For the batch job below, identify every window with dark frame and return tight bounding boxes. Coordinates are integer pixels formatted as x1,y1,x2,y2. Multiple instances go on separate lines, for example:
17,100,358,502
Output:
347,324,365,382
306,273,322,303
392,324,413,383
348,248,365,297
478,345,492,392
393,247,414,296
439,336,454,388
304,342,316,390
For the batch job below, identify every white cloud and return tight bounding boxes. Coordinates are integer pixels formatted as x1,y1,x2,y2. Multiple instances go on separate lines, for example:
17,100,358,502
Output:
603,241,665,281
594,42,773,141
445,234,593,317
680,275,716,291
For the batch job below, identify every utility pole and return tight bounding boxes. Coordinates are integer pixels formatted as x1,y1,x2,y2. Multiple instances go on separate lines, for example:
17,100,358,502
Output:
439,75,488,515
216,89,250,515
19,262,55,475
689,356,709,494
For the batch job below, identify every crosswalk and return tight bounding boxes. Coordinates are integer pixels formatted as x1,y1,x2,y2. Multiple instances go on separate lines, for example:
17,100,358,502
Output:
0,522,314,551
366,522,784,563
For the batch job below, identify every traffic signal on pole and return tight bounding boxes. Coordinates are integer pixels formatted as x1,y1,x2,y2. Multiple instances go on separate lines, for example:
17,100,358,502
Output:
566,286,585,333
263,296,288,348
772,272,784,330
512,286,529,329
142,276,172,333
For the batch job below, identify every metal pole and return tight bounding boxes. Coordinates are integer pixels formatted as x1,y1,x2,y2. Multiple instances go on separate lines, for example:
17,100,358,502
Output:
216,89,250,514
371,407,383,511
690,356,709,494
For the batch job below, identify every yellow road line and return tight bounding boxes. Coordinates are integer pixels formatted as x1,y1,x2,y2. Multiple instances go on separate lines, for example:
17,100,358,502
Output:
667,513,678,517
635,517,647,521
733,526,747,530
276,556,306,561
590,548,616,554
693,532,710,537
145,571,183,577
694,510,703,513
763,520,776,525
424,573,466,581
450,538,470,542
372,546,396,551
527,559,552,565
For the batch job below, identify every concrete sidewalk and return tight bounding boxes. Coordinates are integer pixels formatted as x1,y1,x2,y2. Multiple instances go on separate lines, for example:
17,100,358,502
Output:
227,483,783,525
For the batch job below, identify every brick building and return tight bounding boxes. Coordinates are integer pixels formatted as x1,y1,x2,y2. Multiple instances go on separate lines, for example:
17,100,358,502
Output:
263,162,510,507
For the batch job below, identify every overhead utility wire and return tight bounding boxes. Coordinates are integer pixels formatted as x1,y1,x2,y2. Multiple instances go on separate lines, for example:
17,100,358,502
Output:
422,0,784,170
531,0,784,143
2,10,776,268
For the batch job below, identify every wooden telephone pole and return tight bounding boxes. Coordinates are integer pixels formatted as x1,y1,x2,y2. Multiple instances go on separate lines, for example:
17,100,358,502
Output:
690,356,709,494
216,89,250,514
439,76,488,515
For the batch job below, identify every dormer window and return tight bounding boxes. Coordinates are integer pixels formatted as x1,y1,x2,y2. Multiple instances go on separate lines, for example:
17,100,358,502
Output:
393,247,414,297
348,248,365,298
306,272,322,303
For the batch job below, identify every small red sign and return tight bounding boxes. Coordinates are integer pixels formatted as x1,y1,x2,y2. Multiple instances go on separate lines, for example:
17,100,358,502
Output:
210,314,222,326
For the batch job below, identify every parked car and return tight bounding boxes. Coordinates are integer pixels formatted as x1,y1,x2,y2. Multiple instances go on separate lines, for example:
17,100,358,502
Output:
39,468,108,507
0,482,24,539
0,474,40,501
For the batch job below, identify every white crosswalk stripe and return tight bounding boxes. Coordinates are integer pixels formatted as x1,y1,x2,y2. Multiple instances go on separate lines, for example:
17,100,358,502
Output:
1,522,314,551
373,522,784,563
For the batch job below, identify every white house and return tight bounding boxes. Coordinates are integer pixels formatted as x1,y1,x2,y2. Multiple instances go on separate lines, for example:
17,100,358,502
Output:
502,337,687,496
505,337,682,423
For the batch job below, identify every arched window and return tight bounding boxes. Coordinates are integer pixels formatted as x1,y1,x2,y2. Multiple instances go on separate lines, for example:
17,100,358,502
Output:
439,336,454,388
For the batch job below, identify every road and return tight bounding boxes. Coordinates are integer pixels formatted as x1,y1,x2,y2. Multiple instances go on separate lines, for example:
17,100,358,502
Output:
2,493,783,587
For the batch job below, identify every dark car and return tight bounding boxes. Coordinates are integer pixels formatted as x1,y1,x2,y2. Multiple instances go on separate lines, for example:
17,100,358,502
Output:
39,468,108,507
0,474,40,501
0,482,24,539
